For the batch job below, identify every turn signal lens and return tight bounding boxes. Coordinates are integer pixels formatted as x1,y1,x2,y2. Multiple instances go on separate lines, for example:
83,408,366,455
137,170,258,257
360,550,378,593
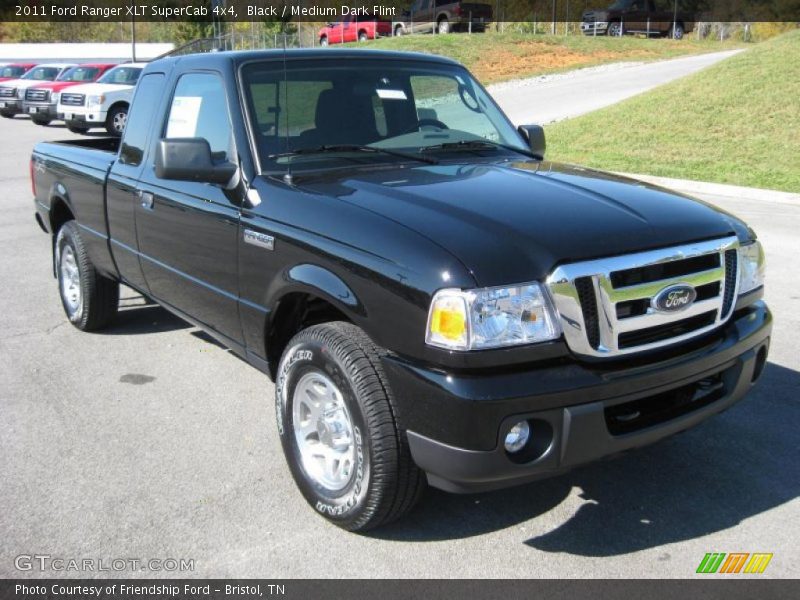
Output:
427,295,468,349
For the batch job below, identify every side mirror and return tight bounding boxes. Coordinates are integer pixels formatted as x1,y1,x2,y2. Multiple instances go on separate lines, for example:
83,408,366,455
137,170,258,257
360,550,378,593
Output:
517,124,546,160
155,138,237,185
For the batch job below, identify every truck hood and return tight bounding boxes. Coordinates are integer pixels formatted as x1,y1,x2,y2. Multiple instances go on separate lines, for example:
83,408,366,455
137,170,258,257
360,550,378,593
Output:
294,160,748,287
0,79,52,91
29,80,84,92
57,82,132,96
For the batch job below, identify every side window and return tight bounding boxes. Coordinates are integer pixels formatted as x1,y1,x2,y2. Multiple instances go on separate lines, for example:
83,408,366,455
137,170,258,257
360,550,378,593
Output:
165,73,234,161
119,73,165,166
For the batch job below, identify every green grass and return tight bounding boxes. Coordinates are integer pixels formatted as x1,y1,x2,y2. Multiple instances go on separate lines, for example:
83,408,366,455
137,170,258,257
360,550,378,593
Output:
546,30,800,192
344,32,745,84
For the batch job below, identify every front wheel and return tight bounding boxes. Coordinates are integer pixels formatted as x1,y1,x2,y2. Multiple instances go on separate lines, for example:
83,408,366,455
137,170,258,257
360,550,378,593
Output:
105,105,128,136
1,111,15,119
32,117,52,126
67,124,90,134
358,31,368,42
670,23,684,39
275,322,425,531
608,21,623,36
319,36,328,47
56,221,119,331
437,18,450,34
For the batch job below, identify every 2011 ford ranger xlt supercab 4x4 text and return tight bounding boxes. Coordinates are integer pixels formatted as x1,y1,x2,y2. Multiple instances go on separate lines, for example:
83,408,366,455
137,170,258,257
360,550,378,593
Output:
31,49,771,532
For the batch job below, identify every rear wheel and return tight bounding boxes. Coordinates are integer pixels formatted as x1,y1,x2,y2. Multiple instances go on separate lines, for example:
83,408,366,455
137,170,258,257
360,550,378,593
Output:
32,117,51,126
275,322,425,531
0,111,14,119
319,35,329,47
56,221,119,331
670,23,684,39
437,17,450,34
358,31,368,42
105,104,128,136
394,25,404,36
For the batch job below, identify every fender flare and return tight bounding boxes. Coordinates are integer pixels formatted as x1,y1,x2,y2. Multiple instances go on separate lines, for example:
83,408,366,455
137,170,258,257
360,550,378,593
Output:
268,263,366,318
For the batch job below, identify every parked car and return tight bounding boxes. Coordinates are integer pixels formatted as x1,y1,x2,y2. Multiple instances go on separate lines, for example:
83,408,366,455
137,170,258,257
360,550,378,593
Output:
0,63,36,82
0,64,75,118
581,0,695,38
318,16,392,45
31,49,770,532
56,63,146,135
393,0,492,35
22,64,116,126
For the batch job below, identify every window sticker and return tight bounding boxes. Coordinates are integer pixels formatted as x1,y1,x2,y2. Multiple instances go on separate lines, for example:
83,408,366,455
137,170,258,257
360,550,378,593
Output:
376,89,407,100
166,96,203,138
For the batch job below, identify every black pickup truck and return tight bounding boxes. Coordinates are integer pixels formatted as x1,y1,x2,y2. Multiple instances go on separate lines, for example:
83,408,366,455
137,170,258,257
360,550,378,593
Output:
31,49,770,532
582,0,696,38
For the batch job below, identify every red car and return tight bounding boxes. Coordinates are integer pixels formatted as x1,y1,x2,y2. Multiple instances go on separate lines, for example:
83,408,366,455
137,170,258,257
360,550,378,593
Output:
22,63,116,126
319,16,392,45
0,63,36,82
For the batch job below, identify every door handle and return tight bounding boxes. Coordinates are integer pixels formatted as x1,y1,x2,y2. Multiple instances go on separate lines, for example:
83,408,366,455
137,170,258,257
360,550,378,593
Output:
136,190,154,210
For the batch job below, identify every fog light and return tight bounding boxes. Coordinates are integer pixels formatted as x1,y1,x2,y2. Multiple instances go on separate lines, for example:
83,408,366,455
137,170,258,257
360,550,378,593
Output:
504,420,530,453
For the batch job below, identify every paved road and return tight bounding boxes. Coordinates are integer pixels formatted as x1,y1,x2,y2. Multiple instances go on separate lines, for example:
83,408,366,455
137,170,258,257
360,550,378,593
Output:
1,112,797,579
491,50,743,125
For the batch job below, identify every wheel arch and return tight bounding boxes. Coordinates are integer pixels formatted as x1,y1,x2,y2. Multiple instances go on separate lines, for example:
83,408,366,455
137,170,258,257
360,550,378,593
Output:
264,264,366,378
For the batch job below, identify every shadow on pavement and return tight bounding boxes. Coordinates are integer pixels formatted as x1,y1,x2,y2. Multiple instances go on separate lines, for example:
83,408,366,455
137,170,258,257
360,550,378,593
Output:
373,362,799,555
103,296,191,335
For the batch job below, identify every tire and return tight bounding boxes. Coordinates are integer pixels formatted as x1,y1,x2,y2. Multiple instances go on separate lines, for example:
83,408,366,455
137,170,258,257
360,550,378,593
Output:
437,17,450,34
358,31,368,42
394,25,404,37
105,104,128,136
67,124,90,134
0,111,14,119
275,322,425,531
670,23,684,39
32,117,52,126
56,221,119,331
607,21,623,36
319,36,328,47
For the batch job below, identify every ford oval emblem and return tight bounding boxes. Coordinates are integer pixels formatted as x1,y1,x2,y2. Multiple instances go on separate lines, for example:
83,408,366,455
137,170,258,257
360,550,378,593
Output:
652,284,697,313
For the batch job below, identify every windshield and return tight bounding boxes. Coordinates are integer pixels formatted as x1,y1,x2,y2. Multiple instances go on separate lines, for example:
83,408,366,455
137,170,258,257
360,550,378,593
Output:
97,66,142,85
608,0,633,8
22,67,60,81
59,66,101,82
0,66,27,78
241,59,525,171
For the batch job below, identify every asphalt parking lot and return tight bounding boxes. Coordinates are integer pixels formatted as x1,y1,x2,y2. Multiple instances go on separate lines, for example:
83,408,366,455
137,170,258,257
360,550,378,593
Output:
0,115,798,579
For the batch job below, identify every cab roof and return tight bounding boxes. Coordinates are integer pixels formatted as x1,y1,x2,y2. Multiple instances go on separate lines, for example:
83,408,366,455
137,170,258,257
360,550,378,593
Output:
149,48,462,72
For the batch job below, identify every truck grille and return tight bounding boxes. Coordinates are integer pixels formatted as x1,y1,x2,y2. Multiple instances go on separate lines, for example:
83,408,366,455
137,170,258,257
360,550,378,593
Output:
0,87,15,98
548,236,740,358
60,93,85,107
25,88,50,102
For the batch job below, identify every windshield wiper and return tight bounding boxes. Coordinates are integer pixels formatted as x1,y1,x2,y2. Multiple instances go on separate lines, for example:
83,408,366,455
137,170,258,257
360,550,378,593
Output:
420,140,541,160
269,144,438,165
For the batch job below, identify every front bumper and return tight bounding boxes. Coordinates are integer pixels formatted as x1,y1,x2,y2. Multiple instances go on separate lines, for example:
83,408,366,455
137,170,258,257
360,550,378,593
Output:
581,21,609,34
22,101,57,119
0,98,22,113
58,107,106,126
382,301,771,493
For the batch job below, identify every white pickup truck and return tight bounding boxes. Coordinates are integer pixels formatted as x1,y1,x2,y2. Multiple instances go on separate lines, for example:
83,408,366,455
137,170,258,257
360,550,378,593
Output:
56,63,146,135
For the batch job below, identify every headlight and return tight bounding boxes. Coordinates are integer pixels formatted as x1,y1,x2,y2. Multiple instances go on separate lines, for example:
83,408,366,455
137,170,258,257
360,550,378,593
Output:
87,94,104,107
738,241,765,295
426,282,561,350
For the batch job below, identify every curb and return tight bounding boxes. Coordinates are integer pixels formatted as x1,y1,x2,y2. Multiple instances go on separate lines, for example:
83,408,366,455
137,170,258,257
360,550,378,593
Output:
619,173,799,204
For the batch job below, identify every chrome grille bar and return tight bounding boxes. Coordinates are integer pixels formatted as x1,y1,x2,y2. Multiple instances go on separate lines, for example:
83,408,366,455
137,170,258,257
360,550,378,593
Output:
547,236,739,358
